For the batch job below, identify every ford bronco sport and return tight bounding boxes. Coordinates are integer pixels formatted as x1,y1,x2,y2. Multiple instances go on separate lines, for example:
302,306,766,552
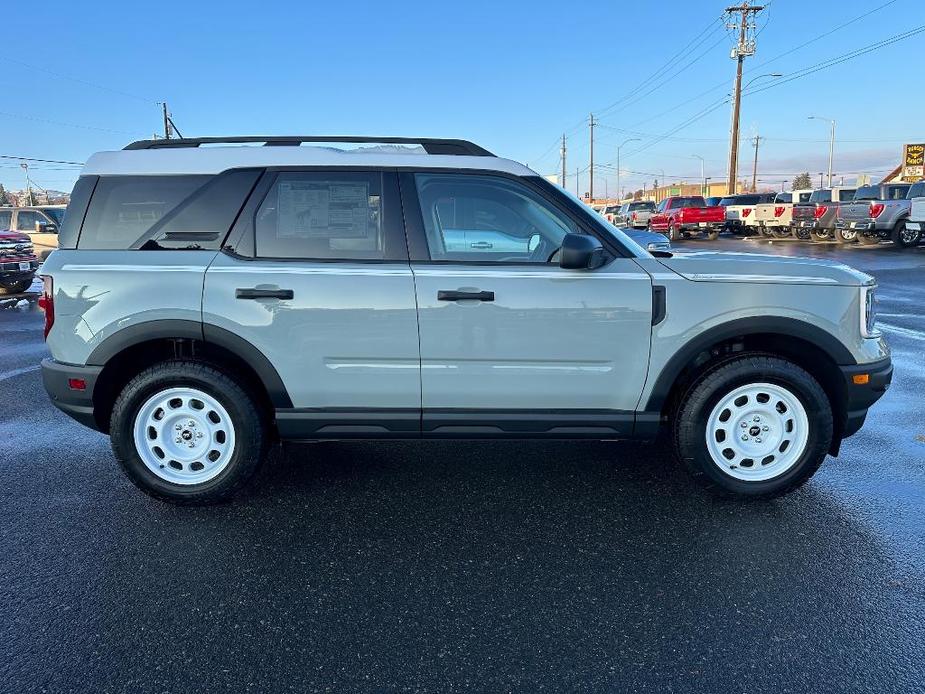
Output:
40,136,891,504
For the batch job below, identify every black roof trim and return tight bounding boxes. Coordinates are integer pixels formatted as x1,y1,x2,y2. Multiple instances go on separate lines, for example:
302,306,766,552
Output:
123,136,494,157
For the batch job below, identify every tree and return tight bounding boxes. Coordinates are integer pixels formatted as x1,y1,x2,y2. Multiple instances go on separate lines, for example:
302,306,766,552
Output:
0,184,8,206
792,172,812,190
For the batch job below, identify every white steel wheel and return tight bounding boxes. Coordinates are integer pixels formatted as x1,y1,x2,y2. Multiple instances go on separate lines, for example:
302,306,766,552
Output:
132,387,237,485
704,382,810,482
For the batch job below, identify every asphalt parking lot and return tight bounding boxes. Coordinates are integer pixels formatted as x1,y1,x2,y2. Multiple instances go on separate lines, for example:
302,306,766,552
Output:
2,239,924,693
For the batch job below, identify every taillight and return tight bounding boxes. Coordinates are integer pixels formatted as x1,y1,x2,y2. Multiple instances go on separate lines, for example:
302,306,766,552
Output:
869,203,885,218
38,275,54,340
814,205,828,219
774,206,785,217
742,208,752,217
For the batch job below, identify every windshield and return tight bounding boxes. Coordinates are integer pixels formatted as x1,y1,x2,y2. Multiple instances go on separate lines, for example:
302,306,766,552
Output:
809,190,831,203
44,208,66,224
775,193,792,203
553,184,649,257
853,186,880,201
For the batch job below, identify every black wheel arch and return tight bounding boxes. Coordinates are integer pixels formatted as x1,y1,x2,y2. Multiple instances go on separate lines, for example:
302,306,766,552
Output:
647,317,854,452
87,320,292,433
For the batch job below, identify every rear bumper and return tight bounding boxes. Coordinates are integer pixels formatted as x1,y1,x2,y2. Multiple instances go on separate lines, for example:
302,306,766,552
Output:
839,356,892,439
41,358,103,431
678,221,723,231
836,219,877,232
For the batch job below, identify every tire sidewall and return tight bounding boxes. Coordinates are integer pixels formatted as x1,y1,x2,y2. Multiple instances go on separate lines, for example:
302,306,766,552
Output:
110,362,265,502
676,358,832,496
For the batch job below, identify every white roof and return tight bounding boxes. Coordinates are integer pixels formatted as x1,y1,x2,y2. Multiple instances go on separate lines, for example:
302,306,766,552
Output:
82,146,536,178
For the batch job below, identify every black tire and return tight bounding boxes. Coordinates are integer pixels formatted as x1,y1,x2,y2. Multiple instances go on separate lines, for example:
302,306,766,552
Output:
0,278,34,295
810,228,832,243
891,220,920,248
834,227,857,244
673,354,832,498
706,229,720,241
858,233,880,246
110,360,269,504
759,226,775,238
668,221,679,242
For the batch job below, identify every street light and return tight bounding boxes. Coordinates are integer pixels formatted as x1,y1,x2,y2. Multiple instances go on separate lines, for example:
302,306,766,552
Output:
741,72,783,92
617,138,640,203
808,115,836,187
692,154,705,196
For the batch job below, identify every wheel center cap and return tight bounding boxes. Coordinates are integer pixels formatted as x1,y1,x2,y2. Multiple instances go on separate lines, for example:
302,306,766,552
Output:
181,430,193,441
749,425,761,437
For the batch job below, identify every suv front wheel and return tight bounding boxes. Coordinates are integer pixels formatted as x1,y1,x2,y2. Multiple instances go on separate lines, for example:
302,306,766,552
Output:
110,361,268,504
674,355,832,498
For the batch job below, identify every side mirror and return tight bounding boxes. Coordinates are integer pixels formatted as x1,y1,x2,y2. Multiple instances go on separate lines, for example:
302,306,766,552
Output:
559,233,604,270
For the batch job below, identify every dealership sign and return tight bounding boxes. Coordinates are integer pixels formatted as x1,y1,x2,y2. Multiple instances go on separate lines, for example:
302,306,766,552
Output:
903,144,924,181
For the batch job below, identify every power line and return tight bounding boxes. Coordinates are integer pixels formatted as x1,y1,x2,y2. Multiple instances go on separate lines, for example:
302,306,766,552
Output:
0,154,84,166
0,110,144,136
0,56,155,103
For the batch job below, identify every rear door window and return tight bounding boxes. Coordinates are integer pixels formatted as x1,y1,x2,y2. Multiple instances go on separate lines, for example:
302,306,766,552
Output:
16,210,41,232
255,171,404,260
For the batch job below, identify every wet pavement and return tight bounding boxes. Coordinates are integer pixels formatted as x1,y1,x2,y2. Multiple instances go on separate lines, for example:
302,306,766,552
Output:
1,241,924,692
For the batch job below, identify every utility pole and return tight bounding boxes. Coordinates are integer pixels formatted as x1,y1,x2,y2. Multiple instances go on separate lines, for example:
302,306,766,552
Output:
751,134,762,191
560,134,567,189
692,154,705,195
162,102,171,139
725,2,764,195
589,113,597,202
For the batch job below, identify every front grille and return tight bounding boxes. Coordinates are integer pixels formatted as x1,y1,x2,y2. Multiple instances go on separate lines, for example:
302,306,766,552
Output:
0,241,36,261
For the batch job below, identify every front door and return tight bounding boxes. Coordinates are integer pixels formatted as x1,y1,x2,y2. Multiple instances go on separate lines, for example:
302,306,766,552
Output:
203,170,421,436
403,172,653,437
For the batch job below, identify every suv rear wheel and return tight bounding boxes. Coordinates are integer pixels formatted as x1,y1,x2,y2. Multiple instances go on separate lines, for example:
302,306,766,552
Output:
110,360,268,504
674,355,832,498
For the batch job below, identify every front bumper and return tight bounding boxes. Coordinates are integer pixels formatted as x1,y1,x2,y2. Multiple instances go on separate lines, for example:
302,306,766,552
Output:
41,358,103,431
0,258,39,281
839,356,892,439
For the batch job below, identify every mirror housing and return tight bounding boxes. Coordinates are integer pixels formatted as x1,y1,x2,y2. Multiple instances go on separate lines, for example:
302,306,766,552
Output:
559,233,604,270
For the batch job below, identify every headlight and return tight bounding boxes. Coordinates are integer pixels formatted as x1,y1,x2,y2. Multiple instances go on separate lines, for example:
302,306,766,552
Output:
860,286,880,338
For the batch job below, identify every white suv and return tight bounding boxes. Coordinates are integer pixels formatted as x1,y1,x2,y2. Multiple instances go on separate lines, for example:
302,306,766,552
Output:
39,136,891,504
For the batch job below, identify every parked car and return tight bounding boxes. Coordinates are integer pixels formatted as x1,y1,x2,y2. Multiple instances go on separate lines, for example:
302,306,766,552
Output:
600,204,622,225
615,200,656,229
719,193,776,235
0,230,39,294
835,183,913,246
622,227,671,253
791,187,857,242
40,135,890,504
755,190,813,238
0,205,66,259
648,195,725,240
903,181,925,242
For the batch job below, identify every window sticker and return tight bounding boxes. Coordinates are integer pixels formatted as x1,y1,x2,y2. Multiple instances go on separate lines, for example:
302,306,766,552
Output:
277,181,370,239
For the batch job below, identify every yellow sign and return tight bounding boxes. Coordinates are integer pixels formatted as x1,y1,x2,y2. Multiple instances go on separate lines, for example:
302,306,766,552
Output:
904,144,925,167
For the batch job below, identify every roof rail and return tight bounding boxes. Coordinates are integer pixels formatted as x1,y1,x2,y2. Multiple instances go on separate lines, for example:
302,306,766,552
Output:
123,136,494,156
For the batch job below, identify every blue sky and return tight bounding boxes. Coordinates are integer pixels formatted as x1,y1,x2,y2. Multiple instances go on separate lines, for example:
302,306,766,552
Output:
2,0,923,196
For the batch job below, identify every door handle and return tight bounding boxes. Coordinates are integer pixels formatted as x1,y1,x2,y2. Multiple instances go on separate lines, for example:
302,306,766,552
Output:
235,288,294,300
469,241,493,249
437,290,495,302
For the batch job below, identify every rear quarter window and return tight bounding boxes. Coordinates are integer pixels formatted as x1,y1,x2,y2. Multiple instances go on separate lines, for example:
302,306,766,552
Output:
78,175,211,249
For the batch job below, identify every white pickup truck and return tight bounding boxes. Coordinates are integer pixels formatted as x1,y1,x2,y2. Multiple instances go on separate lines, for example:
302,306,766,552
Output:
903,180,925,243
755,190,813,238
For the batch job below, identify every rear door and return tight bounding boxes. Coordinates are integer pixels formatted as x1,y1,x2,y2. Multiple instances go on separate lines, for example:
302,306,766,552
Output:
402,171,652,437
203,170,421,436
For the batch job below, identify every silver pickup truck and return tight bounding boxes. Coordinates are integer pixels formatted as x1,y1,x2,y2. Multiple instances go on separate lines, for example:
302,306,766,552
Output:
835,182,914,247
791,187,857,242
901,181,925,242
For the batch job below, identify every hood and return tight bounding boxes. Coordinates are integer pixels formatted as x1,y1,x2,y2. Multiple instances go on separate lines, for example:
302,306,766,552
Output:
657,251,873,287
0,230,30,242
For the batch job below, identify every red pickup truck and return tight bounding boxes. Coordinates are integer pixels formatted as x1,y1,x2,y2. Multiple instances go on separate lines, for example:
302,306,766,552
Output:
648,196,726,240
0,230,39,295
